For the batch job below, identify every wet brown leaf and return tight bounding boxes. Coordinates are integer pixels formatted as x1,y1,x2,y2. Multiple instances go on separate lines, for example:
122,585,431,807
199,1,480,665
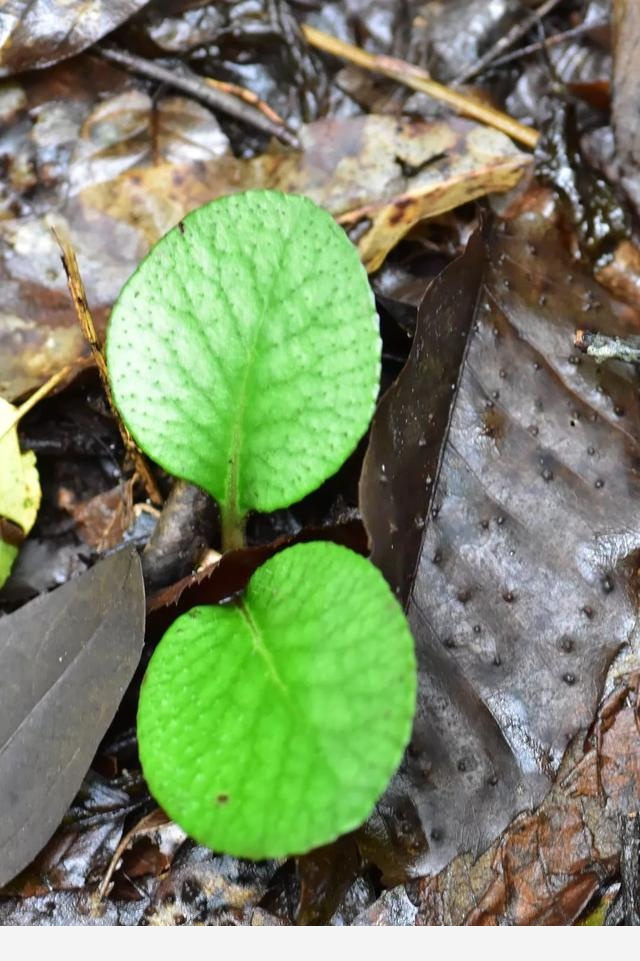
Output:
359,215,640,881
57,482,134,552
0,111,527,399
145,519,368,644
0,1,152,76
410,675,640,925
1,774,135,898
296,835,360,926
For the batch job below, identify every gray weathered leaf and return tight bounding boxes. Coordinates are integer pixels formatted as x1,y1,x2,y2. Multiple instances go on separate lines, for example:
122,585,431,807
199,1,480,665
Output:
0,548,145,887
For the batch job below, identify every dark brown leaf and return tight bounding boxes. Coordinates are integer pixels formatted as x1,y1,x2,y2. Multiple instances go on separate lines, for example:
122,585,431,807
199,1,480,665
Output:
0,1,152,76
296,835,360,926
0,548,145,887
359,215,640,880
361,224,486,604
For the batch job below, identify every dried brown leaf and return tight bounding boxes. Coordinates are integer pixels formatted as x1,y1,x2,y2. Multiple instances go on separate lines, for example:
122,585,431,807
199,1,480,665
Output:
0,110,527,399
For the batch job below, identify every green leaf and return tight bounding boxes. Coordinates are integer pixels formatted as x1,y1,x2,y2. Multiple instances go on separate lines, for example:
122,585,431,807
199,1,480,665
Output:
137,541,416,859
107,190,380,536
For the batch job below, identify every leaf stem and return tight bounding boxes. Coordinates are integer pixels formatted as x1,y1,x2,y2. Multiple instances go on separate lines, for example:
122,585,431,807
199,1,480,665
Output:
221,502,246,552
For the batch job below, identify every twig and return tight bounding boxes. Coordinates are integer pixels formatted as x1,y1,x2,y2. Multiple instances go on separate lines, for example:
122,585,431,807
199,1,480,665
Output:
301,24,538,149
97,45,301,150
575,329,640,365
50,223,163,506
455,0,564,84
203,76,288,128
489,18,610,70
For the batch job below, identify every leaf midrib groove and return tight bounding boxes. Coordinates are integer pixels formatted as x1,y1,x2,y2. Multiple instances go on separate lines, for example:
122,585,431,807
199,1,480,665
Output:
223,203,300,518
236,598,343,789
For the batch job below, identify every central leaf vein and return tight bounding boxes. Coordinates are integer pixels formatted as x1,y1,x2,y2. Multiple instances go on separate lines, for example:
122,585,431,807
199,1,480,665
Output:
237,600,289,699
223,204,300,523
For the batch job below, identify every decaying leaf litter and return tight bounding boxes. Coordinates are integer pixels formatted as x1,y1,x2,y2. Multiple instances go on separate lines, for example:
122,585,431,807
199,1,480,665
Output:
1,0,639,926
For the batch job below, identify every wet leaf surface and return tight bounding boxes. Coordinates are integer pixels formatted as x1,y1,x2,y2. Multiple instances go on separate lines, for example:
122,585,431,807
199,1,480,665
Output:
413,0,521,83
360,215,640,880
0,548,145,887
0,1,152,76
361,225,485,603
410,674,640,925
0,110,527,400
1,773,137,897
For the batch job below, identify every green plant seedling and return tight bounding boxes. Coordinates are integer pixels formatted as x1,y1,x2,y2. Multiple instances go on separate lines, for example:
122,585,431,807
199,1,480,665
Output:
138,541,416,858
107,190,416,858
107,190,380,549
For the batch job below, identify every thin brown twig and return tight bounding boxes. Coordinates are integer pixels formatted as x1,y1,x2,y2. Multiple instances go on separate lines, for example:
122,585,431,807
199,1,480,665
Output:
97,45,301,150
489,18,610,70
455,0,564,84
203,76,288,128
50,223,163,506
301,24,538,150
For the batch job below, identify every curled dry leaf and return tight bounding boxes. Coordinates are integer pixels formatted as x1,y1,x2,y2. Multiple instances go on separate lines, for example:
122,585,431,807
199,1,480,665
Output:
336,124,529,272
0,1,152,76
1,105,528,399
359,215,640,880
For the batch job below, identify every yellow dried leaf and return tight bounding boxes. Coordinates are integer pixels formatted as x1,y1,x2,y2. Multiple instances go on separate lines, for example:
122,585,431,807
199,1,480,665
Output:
0,396,41,586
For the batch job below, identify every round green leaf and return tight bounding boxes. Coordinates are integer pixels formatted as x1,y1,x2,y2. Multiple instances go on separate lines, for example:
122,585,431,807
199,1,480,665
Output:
106,190,380,522
137,541,416,859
